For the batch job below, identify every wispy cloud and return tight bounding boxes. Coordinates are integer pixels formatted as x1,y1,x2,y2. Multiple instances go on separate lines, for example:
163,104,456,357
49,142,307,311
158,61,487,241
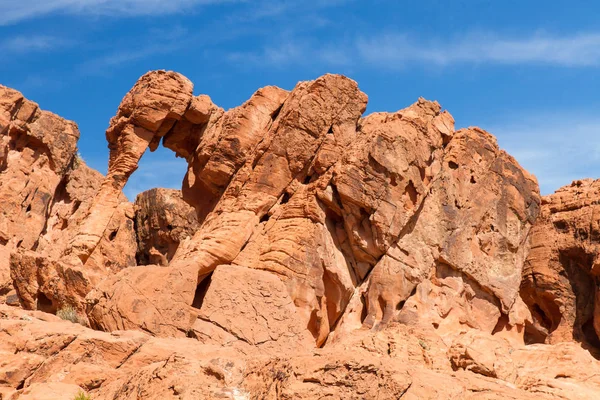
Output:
232,31,600,70
0,35,72,53
77,45,173,76
487,114,600,195
75,26,192,76
358,32,600,67
3,75,65,95
228,39,352,68
225,0,350,24
0,0,236,25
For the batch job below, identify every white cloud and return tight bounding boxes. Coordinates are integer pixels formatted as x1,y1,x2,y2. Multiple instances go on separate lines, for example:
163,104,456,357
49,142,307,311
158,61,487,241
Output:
229,31,600,70
356,32,600,67
226,0,351,23
75,26,192,76
0,35,72,53
0,0,235,25
228,40,352,68
487,114,600,195
77,45,170,76
0,0,353,26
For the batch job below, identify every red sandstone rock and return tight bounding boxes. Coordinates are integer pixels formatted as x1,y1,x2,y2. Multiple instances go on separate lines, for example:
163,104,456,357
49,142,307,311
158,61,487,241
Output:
87,73,369,339
134,188,198,266
0,84,80,297
179,85,288,221
0,86,79,250
522,179,600,348
9,164,137,314
8,71,195,314
83,72,542,351
64,70,193,265
3,304,600,399
194,264,314,351
2,71,600,399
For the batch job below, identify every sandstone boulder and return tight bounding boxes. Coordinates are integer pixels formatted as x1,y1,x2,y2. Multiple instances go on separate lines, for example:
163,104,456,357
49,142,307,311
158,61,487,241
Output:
192,264,314,351
134,188,198,266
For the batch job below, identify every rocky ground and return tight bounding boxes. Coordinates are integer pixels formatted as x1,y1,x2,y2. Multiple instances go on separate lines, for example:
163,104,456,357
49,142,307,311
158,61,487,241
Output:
0,71,599,399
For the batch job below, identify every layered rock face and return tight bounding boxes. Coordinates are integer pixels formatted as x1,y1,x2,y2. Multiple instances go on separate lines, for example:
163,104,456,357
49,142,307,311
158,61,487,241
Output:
0,85,112,311
522,179,600,348
0,85,78,294
0,86,79,251
1,71,600,399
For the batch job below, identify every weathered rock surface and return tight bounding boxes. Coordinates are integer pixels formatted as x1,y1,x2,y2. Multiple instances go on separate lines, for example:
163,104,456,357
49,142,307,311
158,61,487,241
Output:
0,85,79,297
0,84,136,312
522,179,600,349
192,264,314,351
64,71,193,265
2,71,600,399
0,85,79,250
6,73,197,314
358,126,539,342
85,71,541,352
6,142,137,314
134,188,198,266
2,304,600,399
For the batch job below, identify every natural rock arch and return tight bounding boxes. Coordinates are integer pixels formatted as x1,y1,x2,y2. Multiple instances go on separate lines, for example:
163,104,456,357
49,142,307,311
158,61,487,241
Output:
7,70,541,351
80,71,541,350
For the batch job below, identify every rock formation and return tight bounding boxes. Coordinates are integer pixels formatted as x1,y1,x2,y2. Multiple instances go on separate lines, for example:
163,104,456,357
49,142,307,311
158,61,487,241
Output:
2,304,600,399
0,85,79,295
0,71,599,399
84,72,540,349
134,188,198,266
522,179,600,349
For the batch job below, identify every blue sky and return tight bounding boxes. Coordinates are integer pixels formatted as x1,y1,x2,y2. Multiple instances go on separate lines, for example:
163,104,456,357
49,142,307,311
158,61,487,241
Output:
1,0,599,199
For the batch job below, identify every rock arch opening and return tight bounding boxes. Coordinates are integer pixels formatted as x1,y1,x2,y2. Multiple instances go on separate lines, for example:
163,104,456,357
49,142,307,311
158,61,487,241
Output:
123,147,188,202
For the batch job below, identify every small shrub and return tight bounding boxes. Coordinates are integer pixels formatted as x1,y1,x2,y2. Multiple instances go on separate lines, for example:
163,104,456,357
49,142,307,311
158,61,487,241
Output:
74,391,91,400
56,305,80,324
